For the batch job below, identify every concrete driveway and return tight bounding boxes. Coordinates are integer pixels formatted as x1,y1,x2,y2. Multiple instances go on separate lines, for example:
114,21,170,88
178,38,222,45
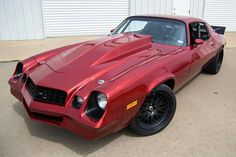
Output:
0,48,236,157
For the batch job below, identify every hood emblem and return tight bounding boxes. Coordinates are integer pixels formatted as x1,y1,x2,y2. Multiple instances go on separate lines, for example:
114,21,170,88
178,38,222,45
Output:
97,80,105,85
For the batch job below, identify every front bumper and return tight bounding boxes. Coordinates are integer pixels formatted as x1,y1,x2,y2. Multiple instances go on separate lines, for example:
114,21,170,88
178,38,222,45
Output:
9,77,119,139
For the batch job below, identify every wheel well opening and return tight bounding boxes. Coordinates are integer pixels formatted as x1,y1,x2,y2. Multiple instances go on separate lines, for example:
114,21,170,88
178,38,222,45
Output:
163,79,175,90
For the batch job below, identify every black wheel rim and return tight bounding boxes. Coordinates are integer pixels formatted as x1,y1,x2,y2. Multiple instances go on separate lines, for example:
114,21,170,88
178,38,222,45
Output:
136,91,172,130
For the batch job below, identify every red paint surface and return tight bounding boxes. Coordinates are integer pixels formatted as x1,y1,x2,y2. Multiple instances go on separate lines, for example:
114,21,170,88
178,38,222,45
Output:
9,15,225,139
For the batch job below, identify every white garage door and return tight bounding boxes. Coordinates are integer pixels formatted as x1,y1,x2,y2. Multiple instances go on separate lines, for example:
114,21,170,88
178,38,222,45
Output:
42,0,129,37
204,0,236,31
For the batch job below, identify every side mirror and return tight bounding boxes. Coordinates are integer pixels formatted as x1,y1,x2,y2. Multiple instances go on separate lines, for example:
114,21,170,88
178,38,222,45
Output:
195,39,204,45
110,29,115,33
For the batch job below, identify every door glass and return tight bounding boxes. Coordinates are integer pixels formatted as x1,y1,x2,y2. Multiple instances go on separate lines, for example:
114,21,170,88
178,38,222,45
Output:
189,23,199,45
199,23,209,41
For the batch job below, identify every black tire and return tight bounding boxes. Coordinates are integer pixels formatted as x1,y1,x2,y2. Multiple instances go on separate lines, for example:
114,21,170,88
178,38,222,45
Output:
204,50,224,74
129,84,176,136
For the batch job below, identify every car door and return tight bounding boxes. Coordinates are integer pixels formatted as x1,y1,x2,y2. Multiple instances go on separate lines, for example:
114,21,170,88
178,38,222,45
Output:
206,23,220,60
198,23,218,66
188,22,212,77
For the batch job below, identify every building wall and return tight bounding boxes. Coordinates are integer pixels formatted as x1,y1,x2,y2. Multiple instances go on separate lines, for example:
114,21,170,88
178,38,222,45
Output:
42,0,130,37
190,0,205,18
2,0,234,41
0,0,208,41
130,0,205,18
130,0,173,15
204,0,236,31
0,0,44,40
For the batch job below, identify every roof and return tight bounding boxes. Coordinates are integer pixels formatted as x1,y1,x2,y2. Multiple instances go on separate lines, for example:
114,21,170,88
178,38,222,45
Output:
129,14,203,23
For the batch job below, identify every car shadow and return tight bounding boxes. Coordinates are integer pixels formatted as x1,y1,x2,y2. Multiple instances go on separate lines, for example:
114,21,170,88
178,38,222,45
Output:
13,102,138,156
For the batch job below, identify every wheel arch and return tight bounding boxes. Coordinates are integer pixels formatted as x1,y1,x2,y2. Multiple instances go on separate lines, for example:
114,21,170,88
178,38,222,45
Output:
162,79,175,90
146,73,176,94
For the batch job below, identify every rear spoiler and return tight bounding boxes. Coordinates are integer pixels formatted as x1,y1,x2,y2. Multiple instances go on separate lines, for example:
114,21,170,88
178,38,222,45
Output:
211,26,226,35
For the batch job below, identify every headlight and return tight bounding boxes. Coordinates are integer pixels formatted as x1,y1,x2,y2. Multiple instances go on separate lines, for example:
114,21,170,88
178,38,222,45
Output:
72,96,83,109
86,91,107,120
97,93,107,110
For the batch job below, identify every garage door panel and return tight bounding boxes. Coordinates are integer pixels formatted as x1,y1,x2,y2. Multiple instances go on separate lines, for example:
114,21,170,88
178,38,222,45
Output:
42,0,129,37
204,0,236,31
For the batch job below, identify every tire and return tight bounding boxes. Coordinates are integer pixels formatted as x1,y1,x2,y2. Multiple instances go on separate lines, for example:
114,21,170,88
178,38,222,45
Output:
204,50,224,74
129,84,176,136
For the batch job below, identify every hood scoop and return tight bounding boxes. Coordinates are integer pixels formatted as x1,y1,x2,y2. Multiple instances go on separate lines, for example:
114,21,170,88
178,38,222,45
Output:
93,34,152,65
45,33,152,73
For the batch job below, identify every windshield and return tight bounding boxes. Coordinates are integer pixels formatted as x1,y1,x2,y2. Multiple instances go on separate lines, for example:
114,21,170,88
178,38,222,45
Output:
112,17,187,46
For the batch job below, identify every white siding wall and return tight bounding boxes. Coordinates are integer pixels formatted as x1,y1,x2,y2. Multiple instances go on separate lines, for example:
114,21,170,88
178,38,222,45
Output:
0,0,44,40
130,0,173,15
190,0,205,18
204,0,236,31
42,0,129,37
4,0,232,40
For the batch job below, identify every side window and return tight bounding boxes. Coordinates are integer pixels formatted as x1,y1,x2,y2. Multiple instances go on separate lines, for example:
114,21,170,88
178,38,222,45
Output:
189,22,210,45
199,23,209,41
189,23,199,45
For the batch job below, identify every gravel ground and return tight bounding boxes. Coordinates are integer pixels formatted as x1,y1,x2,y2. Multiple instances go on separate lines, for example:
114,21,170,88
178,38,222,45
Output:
0,48,235,157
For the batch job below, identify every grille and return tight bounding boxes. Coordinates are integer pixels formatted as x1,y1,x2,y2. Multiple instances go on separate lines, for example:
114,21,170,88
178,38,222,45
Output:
26,77,67,106
31,112,63,122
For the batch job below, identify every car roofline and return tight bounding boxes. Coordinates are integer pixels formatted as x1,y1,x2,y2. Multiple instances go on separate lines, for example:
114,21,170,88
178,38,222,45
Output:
127,14,203,23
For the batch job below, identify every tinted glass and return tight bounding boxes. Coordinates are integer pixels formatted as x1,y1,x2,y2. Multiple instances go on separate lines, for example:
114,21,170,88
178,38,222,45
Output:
189,22,209,45
199,23,209,40
113,17,187,46
189,23,199,45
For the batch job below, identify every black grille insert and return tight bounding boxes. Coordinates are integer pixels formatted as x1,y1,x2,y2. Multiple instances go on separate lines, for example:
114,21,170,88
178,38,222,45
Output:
26,77,67,106
31,112,63,122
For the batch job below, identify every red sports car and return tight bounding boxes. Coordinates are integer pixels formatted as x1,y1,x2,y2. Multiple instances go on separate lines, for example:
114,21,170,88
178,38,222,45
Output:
9,15,225,139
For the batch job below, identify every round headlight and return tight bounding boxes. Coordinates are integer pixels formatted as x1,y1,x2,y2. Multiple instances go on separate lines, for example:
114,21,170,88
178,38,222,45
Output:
76,96,84,104
97,93,107,110
72,96,83,109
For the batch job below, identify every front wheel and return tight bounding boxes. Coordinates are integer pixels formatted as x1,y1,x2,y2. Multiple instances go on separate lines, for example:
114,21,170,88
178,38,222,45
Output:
129,84,176,136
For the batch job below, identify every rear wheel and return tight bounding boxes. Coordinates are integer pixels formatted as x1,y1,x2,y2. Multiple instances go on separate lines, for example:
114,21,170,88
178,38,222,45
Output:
204,50,224,74
129,84,176,135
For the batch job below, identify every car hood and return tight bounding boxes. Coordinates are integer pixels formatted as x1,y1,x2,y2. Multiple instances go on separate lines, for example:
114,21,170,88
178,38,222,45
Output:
30,33,180,92
45,33,152,73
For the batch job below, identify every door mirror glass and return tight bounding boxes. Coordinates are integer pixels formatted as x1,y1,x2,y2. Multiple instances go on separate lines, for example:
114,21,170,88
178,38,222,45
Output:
195,39,203,45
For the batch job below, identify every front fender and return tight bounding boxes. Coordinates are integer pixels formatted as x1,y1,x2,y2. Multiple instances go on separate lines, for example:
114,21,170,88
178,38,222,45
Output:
146,68,175,93
109,66,175,127
33,42,86,63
